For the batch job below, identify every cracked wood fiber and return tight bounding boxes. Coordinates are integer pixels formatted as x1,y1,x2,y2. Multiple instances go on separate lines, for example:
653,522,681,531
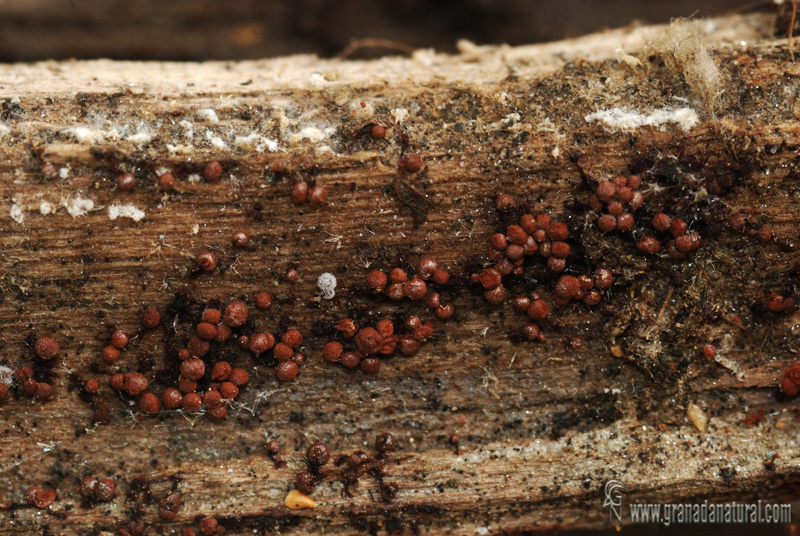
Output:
1,10,800,535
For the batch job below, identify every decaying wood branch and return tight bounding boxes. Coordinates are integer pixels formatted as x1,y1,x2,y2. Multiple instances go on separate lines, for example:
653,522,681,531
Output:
0,10,799,535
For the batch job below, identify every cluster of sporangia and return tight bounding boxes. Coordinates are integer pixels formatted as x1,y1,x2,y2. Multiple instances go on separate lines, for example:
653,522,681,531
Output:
78,476,116,504
290,180,328,205
317,258,449,373
180,516,226,536
91,295,306,420
587,176,702,257
0,336,60,405
321,315,435,373
591,177,794,314
289,434,399,504
365,258,454,319
473,193,615,341
98,307,248,420
588,175,643,233
485,193,573,281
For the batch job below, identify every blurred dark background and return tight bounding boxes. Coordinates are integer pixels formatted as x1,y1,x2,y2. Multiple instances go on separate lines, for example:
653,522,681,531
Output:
0,0,759,62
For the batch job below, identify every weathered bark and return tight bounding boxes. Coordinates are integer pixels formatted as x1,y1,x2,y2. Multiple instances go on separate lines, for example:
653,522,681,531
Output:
0,10,799,535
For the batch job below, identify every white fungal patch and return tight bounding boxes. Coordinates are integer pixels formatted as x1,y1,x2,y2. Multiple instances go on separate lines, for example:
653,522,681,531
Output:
234,133,281,153
62,116,157,147
313,145,336,156
125,130,153,145
205,129,226,149
65,126,103,143
309,73,327,89
198,108,220,123
108,204,146,221
65,196,95,218
180,120,195,141
391,108,409,125
274,108,290,129
59,167,69,179
288,126,335,144
317,272,337,299
348,100,375,120
39,201,53,215
584,107,698,132
0,364,14,385
187,174,202,184
234,133,257,146
10,201,24,224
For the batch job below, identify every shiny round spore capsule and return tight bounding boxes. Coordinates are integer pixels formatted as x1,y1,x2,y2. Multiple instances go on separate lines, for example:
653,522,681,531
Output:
306,442,330,466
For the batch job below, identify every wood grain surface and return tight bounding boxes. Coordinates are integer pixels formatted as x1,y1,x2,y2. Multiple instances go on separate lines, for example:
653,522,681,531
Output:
0,11,798,535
